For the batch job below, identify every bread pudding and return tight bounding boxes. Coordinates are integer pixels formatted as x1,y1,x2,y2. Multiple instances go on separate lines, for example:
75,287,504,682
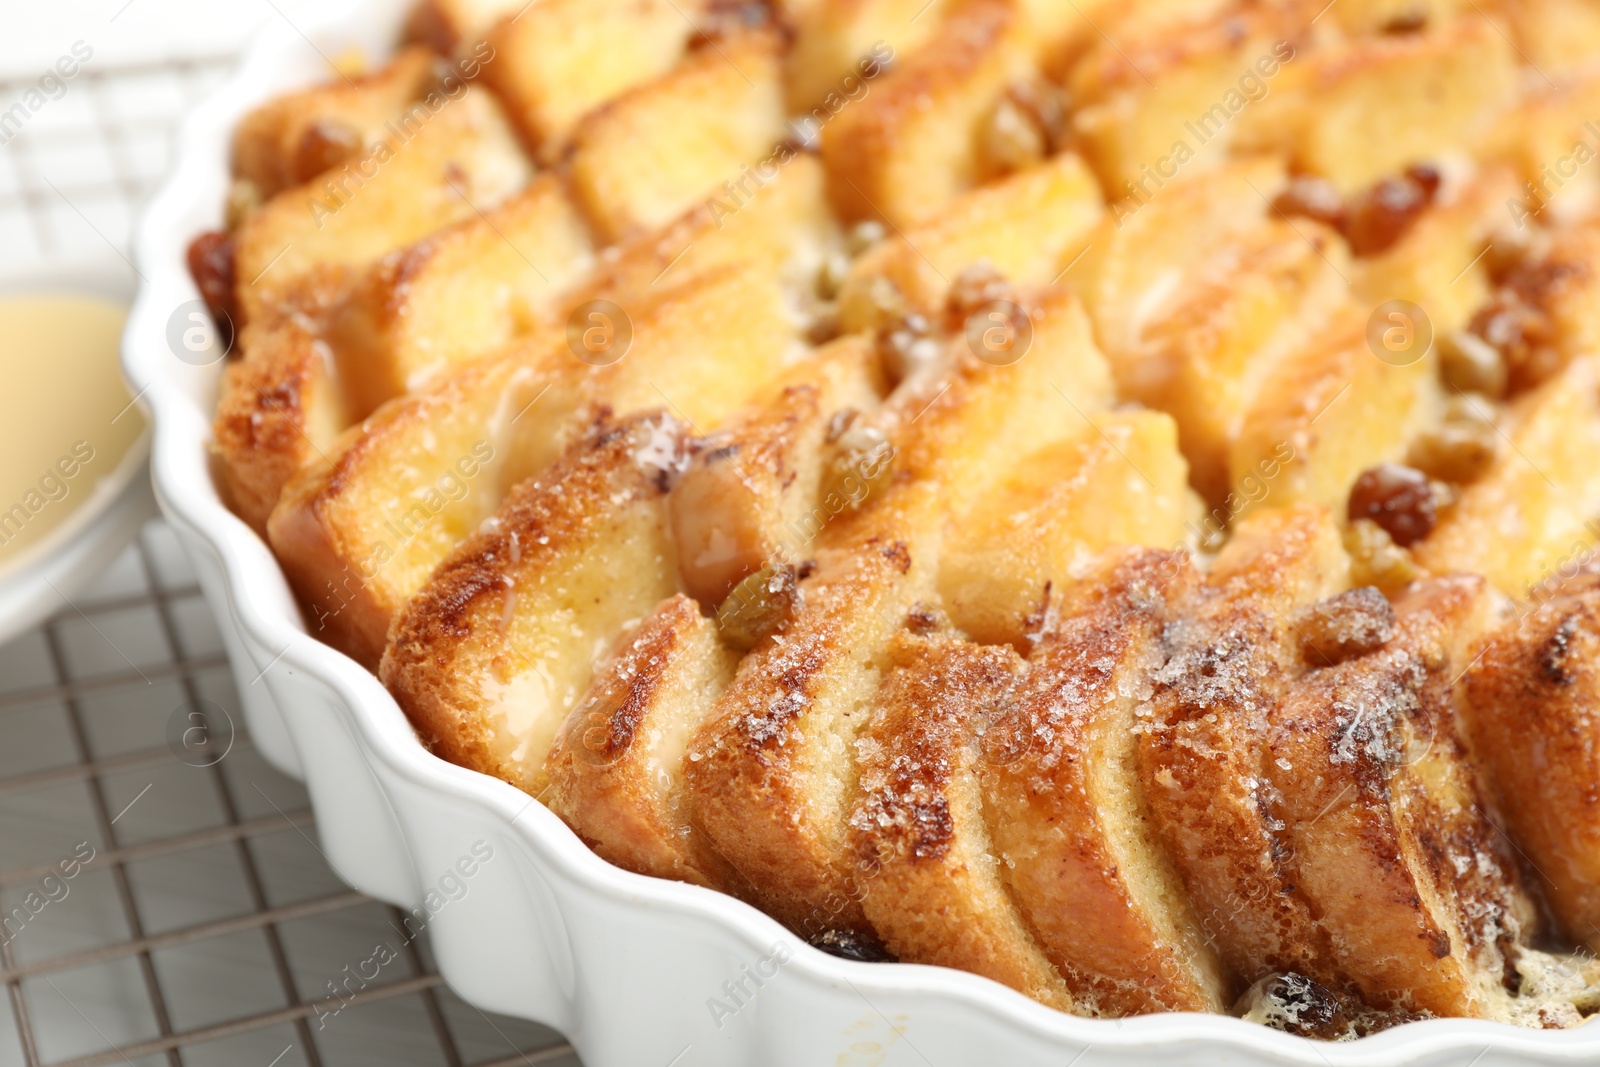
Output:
193,0,1600,1036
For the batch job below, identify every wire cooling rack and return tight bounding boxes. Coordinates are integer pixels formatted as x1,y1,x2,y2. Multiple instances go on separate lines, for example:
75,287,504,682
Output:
0,40,580,1067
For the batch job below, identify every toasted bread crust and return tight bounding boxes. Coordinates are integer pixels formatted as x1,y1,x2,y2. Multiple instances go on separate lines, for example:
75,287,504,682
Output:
382,412,684,793
684,502,934,936
544,594,747,891
1268,576,1534,1017
983,548,1227,1015
1137,505,1350,986
1465,571,1600,951
269,351,557,667
214,284,351,534
850,632,1082,1012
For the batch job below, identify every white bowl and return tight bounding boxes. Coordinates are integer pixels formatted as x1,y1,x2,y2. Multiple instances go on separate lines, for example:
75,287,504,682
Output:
121,5,1600,1064
0,258,154,647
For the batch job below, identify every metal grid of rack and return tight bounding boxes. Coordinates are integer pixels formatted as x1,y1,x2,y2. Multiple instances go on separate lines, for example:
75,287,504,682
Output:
0,45,581,1067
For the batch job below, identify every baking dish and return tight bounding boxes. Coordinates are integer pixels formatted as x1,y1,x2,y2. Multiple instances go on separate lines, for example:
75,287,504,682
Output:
120,3,1600,1062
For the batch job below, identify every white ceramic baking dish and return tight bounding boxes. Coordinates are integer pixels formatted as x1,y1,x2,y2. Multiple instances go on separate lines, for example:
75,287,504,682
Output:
121,4,1600,1063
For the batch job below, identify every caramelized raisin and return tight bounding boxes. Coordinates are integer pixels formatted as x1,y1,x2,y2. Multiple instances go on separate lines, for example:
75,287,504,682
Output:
1344,167,1438,257
186,230,239,351
982,95,1047,176
1273,175,1346,230
1236,973,1351,1040
1299,587,1396,665
877,312,941,384
1407,395,1499,484
821,424,896,510
808,929,896,962
716,563,801,652
1006,78,1071,154
1438,329,1508,398
1347,463,1437,546
1469,296,1562,393
945,261,1018,328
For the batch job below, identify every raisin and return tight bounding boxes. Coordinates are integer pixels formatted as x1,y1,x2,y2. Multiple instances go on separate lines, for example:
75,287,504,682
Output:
1469,297,1563,394
1347,464,1437,546
1299,587,1396,666
1273,175,1346,231
1236,973,1352,1040
876,312,941,384
821,424,896,511
1407,396,1499,484
808,929,896,963
1344,167,1438,256
981,95,1046,176
904,602,949,635
945,261,1018,329
1438,329,1508,398
186,230,239,352
716,563,801,652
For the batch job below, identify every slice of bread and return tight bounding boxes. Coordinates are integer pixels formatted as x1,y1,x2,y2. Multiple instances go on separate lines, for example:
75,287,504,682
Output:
1464,569,1600,953
822,0,1032,226
544,594,745,890
670,335,885,606
213,287,351,534
1414,357,1600,596
231,46,439,199
1137,504,1350,986
382,410,687,795
1268,576,1537,1017
268,349,559,667
850,631,1083,1012
939,409,1196,649
684,488,939,936
569,29,787,241
233,83,531,324
326,174,594,419
481,0,705,157
1228,308,1440,520
981,548,1229,1015
837,152,1103,334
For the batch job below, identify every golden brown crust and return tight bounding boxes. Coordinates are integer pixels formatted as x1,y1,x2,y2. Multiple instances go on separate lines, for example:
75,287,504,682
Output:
849,632,1082,1012
684,500,936,936
230,46,437,199
1464,570,1600,952
821,0,1023,226
381,411,685,794
982,548,1228,1015
269,349,561,667
568,28,787,240
1268,576,1534,1017
544,594,747,891
213,283,351,534
1136,505,1350,987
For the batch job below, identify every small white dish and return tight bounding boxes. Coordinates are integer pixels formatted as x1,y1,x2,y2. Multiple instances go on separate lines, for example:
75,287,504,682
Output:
0,257,154,646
